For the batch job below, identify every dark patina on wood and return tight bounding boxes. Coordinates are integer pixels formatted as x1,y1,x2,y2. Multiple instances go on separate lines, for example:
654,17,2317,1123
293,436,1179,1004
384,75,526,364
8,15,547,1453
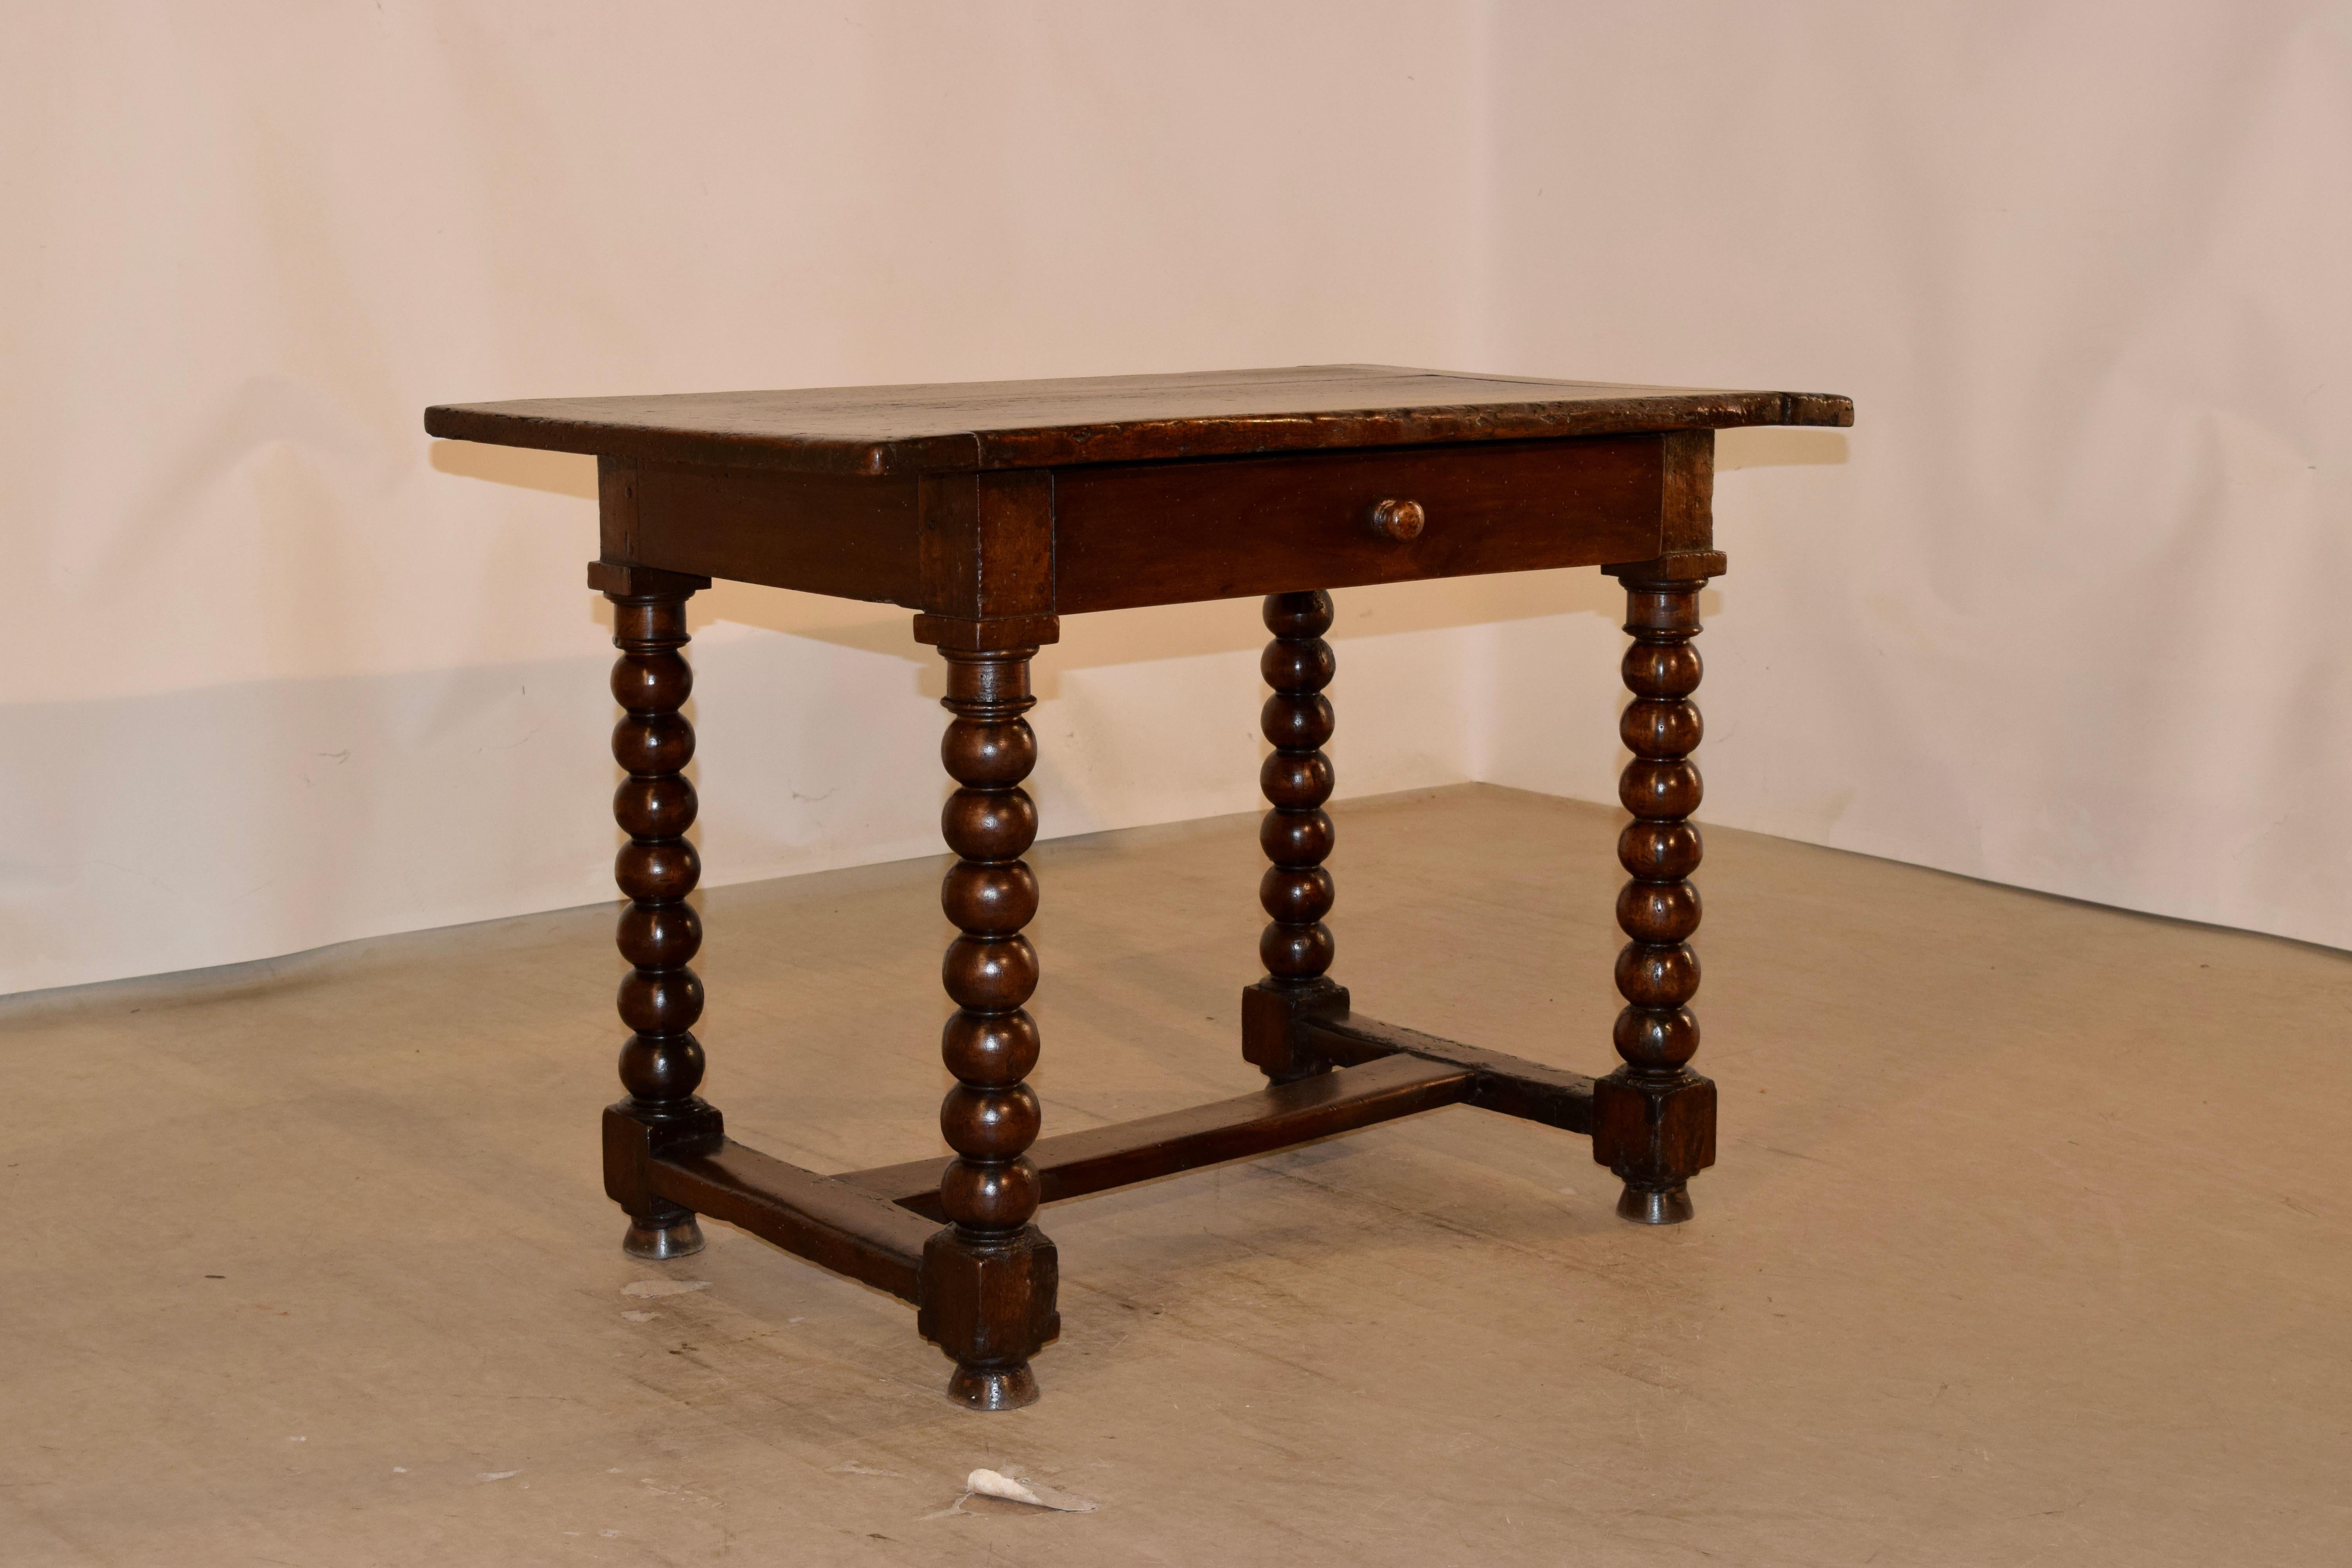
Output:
430,363,1849,474
428,364,1851,1409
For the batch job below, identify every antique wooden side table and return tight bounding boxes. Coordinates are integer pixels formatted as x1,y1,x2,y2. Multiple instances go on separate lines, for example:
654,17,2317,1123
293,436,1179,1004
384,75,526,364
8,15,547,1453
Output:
426,366,1852,1409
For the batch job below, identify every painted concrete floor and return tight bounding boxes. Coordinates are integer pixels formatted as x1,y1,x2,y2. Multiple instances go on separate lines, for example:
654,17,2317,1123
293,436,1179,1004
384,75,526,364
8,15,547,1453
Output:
4,784,2347,1566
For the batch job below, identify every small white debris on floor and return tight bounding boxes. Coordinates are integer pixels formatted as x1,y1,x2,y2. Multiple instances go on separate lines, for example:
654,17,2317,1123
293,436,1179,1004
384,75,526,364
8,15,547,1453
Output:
965,1468,1099,1512
835,1462,902,1477
620,1280,708,1299
479,1470,520,1482
620,1310,659,1322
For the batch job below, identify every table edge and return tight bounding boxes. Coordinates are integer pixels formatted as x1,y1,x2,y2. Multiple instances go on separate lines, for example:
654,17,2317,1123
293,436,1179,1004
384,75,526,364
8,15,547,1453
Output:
423,387,1854,476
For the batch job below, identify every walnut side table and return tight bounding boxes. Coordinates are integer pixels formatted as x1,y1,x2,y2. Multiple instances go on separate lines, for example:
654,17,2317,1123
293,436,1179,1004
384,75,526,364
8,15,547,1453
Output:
425,366,1853,1409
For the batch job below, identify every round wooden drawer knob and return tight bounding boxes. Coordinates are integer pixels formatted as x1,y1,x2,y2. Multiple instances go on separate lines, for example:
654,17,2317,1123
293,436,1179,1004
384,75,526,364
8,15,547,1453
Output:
1370,497,1425,541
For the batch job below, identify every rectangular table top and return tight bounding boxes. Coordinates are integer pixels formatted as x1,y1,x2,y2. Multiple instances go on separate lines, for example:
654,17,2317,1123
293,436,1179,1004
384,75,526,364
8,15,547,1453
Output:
425,363,1853,477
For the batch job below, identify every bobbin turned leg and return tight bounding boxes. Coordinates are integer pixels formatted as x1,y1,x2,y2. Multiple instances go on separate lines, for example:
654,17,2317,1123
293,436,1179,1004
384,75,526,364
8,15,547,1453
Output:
915,648,1058,1409
592,561,720,1260
1593,563,1719,1224
1242,591,1347,1084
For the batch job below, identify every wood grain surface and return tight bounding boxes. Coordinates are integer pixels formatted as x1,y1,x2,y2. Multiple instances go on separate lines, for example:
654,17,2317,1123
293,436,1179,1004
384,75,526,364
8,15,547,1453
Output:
427,363,1853,475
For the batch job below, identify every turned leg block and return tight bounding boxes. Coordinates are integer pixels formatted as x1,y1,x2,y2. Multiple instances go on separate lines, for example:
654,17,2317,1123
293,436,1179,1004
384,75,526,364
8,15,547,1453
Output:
916,1225,1062,1410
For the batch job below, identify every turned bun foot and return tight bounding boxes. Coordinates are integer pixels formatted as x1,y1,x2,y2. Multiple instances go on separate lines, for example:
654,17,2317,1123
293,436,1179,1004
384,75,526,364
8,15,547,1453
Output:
947,1361,1040,1411
1616,1183,1694,1226
622,1215,706,1259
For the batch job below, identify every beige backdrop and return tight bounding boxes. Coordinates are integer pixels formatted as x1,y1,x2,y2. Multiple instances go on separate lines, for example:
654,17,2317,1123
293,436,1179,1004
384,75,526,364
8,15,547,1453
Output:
5,2,2345,993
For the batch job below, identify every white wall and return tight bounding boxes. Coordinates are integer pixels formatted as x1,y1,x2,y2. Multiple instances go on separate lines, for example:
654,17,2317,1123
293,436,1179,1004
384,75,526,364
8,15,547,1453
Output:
1470,0,2352,951
6,2,2346,994
2,1,1514,993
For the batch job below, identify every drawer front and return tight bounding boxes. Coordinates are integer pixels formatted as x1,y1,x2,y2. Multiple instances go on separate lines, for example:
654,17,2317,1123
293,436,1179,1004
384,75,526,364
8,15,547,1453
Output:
1051,435,1668,613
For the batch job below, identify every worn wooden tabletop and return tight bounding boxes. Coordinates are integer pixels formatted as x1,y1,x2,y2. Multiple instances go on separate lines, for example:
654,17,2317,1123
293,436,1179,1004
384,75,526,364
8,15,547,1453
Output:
425,363,1853,475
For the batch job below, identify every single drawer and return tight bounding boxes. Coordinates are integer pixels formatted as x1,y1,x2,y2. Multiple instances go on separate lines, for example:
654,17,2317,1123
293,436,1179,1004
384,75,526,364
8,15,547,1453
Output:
1051,434,1670,613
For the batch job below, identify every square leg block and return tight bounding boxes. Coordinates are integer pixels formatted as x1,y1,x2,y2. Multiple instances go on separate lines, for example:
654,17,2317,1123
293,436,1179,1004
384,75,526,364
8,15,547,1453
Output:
1241,977,1350,1083
917,1225,1061,1410
603,1100,724,1221
1592,1069,1717,1223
